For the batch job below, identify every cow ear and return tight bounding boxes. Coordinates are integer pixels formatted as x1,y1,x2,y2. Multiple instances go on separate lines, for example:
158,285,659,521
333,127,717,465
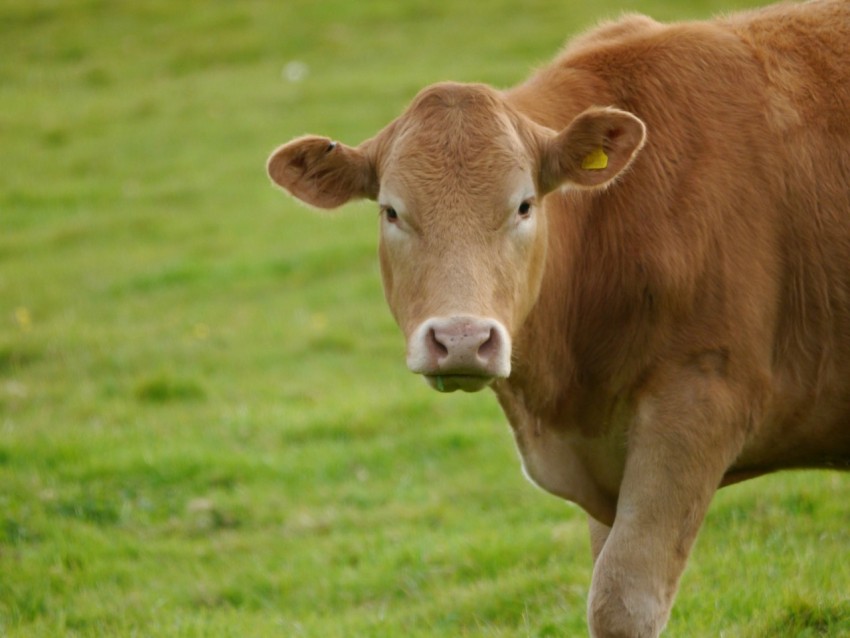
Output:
266,136,378,209
539,107,646,193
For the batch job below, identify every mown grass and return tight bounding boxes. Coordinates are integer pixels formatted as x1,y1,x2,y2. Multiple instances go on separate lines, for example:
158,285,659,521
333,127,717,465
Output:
1,0,848,636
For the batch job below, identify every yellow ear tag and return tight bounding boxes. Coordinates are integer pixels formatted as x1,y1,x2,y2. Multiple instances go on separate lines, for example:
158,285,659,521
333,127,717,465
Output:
581,147,609,171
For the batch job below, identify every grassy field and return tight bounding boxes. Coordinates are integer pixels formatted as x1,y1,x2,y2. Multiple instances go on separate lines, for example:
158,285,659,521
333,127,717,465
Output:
2,0,849,636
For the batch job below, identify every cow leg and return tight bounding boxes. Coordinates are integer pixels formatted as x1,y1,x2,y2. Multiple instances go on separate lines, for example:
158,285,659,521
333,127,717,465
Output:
587,377,749,638
588,516,611,563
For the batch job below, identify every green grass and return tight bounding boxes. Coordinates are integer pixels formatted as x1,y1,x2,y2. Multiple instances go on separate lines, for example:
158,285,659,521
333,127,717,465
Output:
1,0,848,636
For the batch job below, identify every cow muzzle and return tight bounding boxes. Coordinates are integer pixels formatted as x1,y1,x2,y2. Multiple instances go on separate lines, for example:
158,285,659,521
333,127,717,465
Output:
406,315,511,392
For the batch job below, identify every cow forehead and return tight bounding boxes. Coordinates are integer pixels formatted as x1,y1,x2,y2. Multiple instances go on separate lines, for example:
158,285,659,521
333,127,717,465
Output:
379,84,534,214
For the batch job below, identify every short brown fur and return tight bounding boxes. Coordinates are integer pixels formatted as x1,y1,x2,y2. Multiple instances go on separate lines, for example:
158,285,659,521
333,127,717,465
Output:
268,2,850,635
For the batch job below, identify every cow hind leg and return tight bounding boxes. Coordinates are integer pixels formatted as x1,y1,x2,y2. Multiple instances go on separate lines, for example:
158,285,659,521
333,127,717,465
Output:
587,370,751,638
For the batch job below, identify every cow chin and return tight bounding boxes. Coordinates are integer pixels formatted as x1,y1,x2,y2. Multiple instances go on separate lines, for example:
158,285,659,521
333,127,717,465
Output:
424,374,494,393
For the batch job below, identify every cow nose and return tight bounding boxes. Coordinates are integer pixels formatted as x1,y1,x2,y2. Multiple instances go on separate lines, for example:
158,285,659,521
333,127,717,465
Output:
407,316,511,391
427,322,496,368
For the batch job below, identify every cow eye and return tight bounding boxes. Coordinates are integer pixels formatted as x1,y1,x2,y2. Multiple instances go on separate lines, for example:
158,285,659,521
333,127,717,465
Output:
383,206,398,221
518,200,533,217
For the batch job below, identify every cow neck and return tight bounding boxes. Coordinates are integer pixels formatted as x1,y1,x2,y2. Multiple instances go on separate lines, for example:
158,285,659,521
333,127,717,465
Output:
500,67,666,436
501,182,667,440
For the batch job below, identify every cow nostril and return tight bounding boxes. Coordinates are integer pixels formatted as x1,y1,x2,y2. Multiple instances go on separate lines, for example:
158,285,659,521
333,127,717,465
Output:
478,328,504,364
477,328,497,360
428,328,449,357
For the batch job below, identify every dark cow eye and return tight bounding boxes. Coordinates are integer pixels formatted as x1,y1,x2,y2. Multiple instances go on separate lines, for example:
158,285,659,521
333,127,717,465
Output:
518,200,533,217
383,206,398,221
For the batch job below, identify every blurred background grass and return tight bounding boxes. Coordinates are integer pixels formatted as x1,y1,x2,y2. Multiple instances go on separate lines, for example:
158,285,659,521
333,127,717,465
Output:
1,0,848,636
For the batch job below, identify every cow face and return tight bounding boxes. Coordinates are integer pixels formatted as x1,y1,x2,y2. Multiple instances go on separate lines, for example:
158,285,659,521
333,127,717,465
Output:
268,83,645,392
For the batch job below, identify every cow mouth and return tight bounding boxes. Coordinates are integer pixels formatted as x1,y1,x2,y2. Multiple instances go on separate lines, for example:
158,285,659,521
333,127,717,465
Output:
424,374,494,393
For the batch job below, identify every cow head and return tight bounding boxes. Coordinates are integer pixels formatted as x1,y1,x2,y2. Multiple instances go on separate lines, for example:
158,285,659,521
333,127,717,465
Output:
268,83,645,392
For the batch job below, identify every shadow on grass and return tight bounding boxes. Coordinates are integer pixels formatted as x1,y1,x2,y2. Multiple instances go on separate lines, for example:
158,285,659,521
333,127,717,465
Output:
134,374,206,403
0,342,41,374
751,599,850,637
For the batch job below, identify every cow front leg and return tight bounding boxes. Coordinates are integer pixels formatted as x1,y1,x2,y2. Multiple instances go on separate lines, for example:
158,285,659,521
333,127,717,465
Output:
587,380,749,638
588,516,611,563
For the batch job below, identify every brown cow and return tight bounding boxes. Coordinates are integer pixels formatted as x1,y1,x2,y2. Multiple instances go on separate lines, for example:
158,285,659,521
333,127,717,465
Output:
267,1,850,635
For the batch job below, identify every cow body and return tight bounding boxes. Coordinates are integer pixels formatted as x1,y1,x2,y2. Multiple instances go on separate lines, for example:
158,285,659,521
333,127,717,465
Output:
268,1,850,635
502,0,850,525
